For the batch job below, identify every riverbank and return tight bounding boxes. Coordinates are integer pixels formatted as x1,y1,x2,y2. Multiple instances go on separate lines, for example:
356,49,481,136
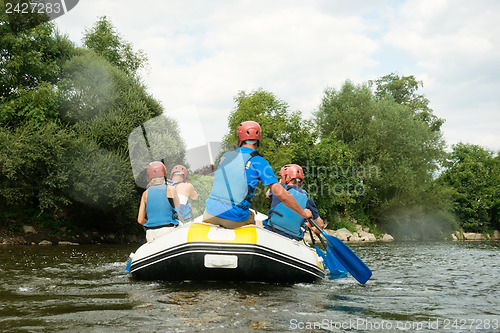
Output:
0,225,142,245
303,224,395,244
452,229,500,241
1,223,388,245
2,222,498,246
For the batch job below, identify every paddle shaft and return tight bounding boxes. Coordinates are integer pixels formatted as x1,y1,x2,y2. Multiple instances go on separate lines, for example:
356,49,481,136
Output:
307,226,316,246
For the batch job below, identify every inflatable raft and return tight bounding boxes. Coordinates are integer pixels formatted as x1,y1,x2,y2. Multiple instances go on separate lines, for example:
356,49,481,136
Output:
129,220,325,283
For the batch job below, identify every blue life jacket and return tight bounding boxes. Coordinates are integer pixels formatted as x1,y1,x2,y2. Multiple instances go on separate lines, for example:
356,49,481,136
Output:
208,148,260,210
178,203,192,221
173,182,193,221
145,184,178,228
265,186,309,239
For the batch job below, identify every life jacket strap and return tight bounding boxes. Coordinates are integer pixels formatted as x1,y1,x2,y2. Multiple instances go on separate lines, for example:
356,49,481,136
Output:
143,223,176,230
239,150,261,206
268,209,283,217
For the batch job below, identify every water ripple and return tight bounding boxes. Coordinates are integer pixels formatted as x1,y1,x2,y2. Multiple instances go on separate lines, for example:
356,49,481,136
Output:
1,242,499,331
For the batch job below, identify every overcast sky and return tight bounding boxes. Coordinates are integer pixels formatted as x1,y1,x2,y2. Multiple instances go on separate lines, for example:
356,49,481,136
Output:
55,0,500,152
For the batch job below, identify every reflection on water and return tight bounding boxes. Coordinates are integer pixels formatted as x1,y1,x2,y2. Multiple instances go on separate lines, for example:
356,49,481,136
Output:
0,242,499,332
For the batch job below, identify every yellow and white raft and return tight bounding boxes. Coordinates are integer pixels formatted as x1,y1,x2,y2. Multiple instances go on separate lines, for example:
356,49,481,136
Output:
129,218,325,283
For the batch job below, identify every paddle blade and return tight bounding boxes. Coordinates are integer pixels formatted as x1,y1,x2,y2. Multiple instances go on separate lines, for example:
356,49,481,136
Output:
325,247,349,278
313,245,329,271
123,259,132,273
322,231,372,284
314,245,349,279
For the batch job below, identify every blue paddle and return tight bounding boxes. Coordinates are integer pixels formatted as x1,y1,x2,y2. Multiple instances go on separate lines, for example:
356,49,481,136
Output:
313,228,348,277
325,247,348,278
313,244,329,269
123,258,132,273
308,225,347,278
308,227,331,271
308,219,372,284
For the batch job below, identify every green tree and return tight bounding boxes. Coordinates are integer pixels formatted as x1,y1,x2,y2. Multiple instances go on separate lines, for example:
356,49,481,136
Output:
0,12,74,98
56,50,185,226
0,15,184,234
439,143,499,232
82,16,148,77
1,0,51,34
315,81,374,158
315,78,452,237
0,122,73,212
63,137,139,228
189,173,214,218
491,153,500,229
59,49,166,152
370,73,444,131
0,16,74,127
294,134,361,226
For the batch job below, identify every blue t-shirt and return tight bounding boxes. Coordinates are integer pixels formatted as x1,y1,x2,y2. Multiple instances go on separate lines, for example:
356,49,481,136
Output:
206,147,278,221
268,184,320,220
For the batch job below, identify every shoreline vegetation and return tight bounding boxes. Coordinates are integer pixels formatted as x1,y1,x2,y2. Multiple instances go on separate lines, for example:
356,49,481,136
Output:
1,223,499,246
1,16,499,244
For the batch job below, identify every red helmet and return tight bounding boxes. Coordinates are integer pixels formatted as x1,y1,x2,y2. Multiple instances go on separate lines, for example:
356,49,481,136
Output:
170,165,188,181
237,121,261,147
147,161,167,182
279,164,304,185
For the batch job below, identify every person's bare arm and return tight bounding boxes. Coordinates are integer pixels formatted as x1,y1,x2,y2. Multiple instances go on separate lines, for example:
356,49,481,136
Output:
169,185,181,208
267,183,312,219
314,216,324,228
137,190,148,225
189,183,198,200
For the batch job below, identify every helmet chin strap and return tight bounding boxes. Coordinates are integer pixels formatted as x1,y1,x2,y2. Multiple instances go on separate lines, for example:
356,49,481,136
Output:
173,172,185,182
285,176,303,186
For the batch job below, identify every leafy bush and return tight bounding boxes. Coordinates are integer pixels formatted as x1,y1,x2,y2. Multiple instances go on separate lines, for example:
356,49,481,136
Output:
439,143,499,232
188,173,214,218
0,122,73,212
0,17,185,234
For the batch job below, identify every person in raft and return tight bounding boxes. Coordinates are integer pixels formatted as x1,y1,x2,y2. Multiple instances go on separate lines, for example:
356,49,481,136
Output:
203,120,312,229
137,161,181,242
263,164,324,241
170,165,198,222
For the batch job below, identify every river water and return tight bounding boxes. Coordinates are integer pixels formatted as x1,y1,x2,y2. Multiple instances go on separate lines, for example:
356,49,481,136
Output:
0,241,498,332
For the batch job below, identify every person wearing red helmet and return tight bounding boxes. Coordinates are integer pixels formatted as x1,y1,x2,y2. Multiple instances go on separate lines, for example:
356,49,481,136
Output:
137,161,181,242
263,164,324,240
203,121,312,228
170,165,198,221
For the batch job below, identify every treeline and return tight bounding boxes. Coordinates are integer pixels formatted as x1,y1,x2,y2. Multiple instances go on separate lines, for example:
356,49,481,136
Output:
1,13,499,239
223,81,500,238
0,14,184,234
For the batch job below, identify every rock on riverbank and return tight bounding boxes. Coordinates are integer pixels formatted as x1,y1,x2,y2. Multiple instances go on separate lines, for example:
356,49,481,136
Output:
304,224,393,243
451,229,500,241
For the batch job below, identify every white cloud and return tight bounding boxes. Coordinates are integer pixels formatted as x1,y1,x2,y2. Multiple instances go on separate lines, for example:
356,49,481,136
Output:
54,0,500,151
382,0,500,151
134,2,380,144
